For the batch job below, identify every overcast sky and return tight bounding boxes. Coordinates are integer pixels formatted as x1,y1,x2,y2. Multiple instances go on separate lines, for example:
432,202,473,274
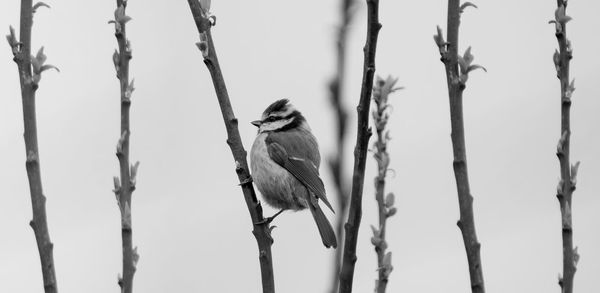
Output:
1,0,599,292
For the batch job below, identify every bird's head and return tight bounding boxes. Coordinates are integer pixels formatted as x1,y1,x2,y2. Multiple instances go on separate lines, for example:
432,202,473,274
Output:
252,99,308,133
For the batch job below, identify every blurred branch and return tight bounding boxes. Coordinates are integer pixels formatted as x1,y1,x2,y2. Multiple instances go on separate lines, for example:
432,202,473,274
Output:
338,0,381,292
550,1,579,292
370,76,401,293
109,1,139,292
434,1,486,293
7,1,59,292
186,2,275,293
327,0,356,292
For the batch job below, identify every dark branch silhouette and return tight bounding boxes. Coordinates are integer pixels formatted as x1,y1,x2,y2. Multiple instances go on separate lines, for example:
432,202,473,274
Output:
109,1,140,292
7,1,59,292
338,0,381,292
186,1,275,292
434,1,486,292
550,1,579,292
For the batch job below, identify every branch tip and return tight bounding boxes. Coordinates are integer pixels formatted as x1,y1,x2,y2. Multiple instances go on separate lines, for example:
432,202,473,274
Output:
459,2,478,13
109,5,132,34
33,2,51,13
555,5,572,24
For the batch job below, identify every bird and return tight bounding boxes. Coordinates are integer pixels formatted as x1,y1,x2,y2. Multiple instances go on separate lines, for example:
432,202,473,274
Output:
250,99,337,248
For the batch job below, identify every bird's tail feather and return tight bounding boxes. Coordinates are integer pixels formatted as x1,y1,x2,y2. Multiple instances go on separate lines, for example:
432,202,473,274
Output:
308,199,337,249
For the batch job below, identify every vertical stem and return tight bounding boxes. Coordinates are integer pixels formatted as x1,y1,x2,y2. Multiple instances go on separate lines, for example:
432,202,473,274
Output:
553,1,577,292
371,76,398,293
438,1,485,292
338,1,381,292
373,114,388,293
186,2,275,293
10,1,59,292
374,180,388,293
112,1,137,292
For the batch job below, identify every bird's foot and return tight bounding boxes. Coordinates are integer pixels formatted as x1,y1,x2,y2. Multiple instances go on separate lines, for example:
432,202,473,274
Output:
238,176,253,186
256,209,285,225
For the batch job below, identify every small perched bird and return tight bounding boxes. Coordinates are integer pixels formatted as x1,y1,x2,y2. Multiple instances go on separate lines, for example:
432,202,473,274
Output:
250,99,337,248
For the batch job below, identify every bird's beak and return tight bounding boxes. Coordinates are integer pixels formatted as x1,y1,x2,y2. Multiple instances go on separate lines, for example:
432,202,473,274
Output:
251,120,262,127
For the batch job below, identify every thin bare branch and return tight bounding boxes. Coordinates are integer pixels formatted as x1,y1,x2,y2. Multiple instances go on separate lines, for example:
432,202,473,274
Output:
434,1,485,292
7,1,58,292
551,1,578,292
110,0,138,292
186,2,275,293
338,0,381,292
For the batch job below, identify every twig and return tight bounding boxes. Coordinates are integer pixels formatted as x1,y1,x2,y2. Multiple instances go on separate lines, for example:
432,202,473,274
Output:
109,1,139,292
6,1,59,292
370,76,401,293
327,0,355,292
338,0,381,292
186,2,275,293
550,1,579,292
433,1,486,293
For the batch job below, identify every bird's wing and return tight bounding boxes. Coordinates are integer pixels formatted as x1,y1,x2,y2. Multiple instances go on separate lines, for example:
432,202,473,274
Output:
266,132,334,212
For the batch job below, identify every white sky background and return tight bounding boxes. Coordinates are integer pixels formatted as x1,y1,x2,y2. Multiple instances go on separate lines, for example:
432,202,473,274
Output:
1,0,599,292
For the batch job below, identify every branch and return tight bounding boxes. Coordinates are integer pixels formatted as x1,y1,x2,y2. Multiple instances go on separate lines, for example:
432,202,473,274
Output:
186,2,275,293
551,1,578,292
434,1,485,293
371,76,401,293
110,1,138,292
327,0,356,292
338,0,381,292
7,1,59,292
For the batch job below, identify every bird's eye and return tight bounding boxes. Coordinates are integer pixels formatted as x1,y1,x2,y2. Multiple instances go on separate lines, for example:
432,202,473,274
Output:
265,116,278,122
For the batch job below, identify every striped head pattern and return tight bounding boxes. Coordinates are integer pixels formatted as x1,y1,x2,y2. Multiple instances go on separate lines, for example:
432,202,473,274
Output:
252,99,309,133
